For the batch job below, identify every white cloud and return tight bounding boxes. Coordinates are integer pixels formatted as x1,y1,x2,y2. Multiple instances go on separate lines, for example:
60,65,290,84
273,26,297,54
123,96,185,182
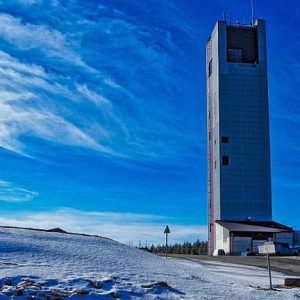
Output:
0,51,47,78
0,6,199,163
0,50,119,156
0,179,38,202
0,208,207,245
76,84,111,107
0,13,88,69
0,50,132,158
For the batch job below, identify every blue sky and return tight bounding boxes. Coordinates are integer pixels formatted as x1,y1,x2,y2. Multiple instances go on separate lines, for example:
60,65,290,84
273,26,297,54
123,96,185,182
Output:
0,0,299,245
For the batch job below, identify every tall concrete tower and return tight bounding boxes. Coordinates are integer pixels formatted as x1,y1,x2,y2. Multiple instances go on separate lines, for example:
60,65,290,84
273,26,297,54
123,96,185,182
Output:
206,20,277,255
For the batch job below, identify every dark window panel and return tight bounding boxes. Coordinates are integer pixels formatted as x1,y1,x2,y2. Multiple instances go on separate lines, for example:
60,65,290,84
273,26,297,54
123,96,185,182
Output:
222,136,229,143
222,155,229,166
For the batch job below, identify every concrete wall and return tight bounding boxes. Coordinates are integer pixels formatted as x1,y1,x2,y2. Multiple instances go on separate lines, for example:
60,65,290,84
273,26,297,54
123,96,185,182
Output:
207,22,221,255
215,223,230,253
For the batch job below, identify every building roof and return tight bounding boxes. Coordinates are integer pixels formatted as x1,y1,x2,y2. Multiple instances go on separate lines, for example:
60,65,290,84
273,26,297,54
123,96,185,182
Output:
216,221,292,233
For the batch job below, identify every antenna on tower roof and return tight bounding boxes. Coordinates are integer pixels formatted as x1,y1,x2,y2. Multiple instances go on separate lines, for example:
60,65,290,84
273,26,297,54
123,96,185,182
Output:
251,0,254,26
223,12,226,22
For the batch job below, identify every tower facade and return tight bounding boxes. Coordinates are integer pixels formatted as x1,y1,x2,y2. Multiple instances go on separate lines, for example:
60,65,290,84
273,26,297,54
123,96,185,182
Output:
206,20,272,255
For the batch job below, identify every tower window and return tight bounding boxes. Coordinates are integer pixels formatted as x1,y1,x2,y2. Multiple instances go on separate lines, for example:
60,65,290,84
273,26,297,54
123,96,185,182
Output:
222,156,229,166
208,59,212,76
222,136,229,143
228,48,243,63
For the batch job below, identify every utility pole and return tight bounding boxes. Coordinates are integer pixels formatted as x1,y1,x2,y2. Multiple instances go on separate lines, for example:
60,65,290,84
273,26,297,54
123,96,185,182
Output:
164,225,171,259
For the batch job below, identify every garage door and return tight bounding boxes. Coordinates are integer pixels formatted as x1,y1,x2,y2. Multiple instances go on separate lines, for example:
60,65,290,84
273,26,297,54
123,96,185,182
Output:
233,237,251,254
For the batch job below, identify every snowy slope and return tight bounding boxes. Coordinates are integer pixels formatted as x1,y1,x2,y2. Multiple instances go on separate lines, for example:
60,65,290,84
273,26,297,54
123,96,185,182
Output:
0,227,299,299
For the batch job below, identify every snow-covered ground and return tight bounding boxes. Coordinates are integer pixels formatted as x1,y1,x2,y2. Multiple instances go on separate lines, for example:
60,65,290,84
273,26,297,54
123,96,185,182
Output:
0,227,299,299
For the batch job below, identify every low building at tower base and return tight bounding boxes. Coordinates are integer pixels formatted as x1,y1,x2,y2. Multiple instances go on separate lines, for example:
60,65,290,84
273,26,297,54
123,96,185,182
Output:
215,221,294,255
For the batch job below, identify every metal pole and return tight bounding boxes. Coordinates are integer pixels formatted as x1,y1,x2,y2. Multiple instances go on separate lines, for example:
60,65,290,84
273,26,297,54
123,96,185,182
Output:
165,233,168,259
267,254,273,289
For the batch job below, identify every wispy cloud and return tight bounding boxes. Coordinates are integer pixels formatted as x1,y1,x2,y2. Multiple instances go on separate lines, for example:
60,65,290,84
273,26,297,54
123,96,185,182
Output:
0,2,200,164
0,208,207,244
0,50,118,156
0,13,91,70
0,179,38,202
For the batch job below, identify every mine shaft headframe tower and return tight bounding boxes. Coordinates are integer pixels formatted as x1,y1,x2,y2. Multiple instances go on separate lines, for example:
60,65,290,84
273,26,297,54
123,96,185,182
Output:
206,19,272,255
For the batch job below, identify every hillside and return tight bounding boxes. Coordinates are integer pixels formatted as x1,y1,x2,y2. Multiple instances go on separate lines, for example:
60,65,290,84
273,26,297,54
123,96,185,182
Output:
0,227,299,299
